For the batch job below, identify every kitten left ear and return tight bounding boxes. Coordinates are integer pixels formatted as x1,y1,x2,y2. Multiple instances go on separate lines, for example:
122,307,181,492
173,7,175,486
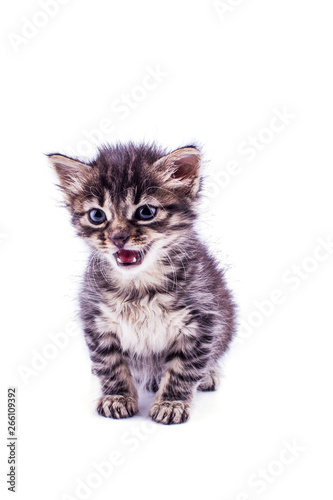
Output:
153,147,201,196
47,153,92,199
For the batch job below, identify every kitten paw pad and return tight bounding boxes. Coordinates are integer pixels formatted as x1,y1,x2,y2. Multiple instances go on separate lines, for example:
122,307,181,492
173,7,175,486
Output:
150,401,190,424
97,395,138,419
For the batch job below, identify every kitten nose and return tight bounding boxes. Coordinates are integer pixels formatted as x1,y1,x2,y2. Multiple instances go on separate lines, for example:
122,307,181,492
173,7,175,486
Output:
110,232,129,249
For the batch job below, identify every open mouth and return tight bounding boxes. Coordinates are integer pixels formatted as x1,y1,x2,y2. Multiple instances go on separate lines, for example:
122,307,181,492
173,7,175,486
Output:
113,249,144,267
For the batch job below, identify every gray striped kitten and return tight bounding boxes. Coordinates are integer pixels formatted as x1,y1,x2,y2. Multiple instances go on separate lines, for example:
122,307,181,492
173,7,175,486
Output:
49,143,236,424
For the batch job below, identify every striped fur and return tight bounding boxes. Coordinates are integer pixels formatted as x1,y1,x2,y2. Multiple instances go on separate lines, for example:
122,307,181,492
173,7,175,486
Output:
49,143,236,424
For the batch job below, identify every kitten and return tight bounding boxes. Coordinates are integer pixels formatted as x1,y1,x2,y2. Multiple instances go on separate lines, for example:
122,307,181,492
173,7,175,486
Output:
48,143,236,424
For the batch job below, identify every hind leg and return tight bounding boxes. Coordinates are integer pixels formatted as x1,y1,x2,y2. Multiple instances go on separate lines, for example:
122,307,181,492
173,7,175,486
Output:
198,366,221,391
145,377,159,393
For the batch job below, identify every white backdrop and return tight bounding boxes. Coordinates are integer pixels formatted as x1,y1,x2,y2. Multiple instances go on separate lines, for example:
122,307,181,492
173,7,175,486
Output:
1,1,333,499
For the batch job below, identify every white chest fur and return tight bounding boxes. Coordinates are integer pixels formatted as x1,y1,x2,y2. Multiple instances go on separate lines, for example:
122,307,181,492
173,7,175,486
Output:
97,294,190,355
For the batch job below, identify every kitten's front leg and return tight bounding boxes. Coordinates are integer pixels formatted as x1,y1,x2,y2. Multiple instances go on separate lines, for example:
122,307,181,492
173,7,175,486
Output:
150,334,211,425
88,331,139,419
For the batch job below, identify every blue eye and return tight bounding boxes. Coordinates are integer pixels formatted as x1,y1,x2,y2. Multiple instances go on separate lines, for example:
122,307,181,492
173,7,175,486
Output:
135,205,157,221
88,208,106,225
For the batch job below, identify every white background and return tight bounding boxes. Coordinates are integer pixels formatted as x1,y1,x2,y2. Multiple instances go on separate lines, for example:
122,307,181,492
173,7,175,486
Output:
1,1,333,499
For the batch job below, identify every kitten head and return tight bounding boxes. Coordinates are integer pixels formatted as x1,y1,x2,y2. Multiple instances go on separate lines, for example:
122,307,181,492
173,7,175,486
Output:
48,143,201,276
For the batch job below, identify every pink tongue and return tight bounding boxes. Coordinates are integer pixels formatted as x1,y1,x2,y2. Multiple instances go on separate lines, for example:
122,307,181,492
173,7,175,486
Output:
117,250,138,264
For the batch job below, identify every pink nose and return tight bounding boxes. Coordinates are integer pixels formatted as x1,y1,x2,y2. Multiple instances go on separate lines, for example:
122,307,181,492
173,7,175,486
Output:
110,232,129,249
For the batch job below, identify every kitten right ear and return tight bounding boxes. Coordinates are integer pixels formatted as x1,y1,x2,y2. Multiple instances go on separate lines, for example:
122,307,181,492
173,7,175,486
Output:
153,147,201,196
47,154,92,197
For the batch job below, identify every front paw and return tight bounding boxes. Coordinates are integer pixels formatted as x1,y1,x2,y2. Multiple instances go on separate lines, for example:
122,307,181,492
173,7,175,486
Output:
97,395,138,419
149,401,190,425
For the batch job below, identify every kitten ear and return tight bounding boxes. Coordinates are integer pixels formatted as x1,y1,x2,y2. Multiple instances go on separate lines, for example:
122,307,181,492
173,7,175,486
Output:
47,154,92,198
153,147,201,196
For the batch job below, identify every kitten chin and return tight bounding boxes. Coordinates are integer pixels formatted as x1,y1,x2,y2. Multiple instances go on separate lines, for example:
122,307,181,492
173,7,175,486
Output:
49,142,236,424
